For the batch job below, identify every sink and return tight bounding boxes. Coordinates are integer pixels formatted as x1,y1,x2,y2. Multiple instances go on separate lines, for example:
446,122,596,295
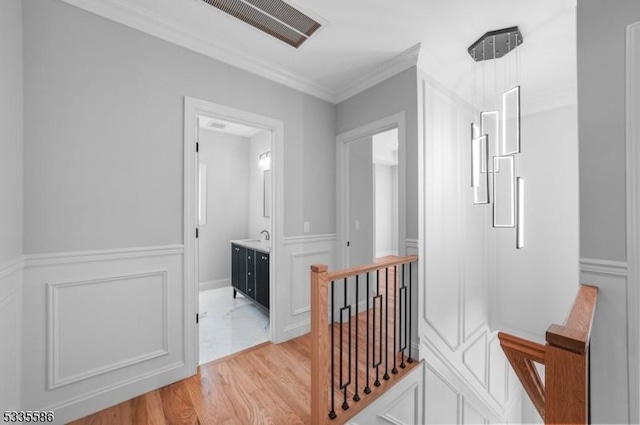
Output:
230,238,271,253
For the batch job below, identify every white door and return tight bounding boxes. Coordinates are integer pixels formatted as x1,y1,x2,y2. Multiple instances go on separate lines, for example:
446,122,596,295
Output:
347,136,374,267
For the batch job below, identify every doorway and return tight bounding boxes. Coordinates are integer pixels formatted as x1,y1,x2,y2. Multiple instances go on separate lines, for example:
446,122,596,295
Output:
337,113,406,269
196,116,272,364
184,97,284,372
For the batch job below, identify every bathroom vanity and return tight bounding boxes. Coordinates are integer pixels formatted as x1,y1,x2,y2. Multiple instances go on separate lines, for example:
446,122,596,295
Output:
230,240,270,311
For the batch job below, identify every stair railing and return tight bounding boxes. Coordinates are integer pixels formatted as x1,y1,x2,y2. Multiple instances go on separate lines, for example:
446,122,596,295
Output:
310,256,418,425
499,284,598,424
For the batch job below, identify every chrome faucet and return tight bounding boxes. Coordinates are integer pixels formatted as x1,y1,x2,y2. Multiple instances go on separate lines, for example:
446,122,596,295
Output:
260,230,270,241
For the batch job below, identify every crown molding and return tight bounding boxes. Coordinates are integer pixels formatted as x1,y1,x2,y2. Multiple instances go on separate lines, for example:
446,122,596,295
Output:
59,0,425,105
334,43,422,104
59,0,335,102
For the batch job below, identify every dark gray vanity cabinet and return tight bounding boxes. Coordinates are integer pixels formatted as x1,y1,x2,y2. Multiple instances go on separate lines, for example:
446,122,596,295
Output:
255,252,270,309
231,243,269,311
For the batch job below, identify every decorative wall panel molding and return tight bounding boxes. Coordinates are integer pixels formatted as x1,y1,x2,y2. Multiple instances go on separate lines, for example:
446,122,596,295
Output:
348,362,424,425
278,235,336,341
290,249,331,315
0,256,24,280
579,257,628,277
21,246,187,424
47,271,169,389
0,271,21,412
25,244,184,267
283,233,338,245
463,332,488,388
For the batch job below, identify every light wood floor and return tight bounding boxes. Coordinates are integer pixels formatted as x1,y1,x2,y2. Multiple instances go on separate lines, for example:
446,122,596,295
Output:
70,265,418,425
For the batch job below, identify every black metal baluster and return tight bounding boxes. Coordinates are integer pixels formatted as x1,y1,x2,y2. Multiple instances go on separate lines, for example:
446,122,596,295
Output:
408,262,413,363
353,275,360,402
340,278,351,411
384,267,390,380
392,265,398,375
364,272,371,394
374,270,381,387
400,263,406,369
329,280,337,419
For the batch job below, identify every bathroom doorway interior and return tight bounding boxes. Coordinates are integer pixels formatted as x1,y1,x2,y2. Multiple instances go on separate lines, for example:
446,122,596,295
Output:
196,115,272,365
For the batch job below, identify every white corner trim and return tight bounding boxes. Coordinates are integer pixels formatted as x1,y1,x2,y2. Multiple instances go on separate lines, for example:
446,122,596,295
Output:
0,256,25,280
282,233,337,245
24,245,184,268
626,20,640,425
335,43,422,104
579,258,628,277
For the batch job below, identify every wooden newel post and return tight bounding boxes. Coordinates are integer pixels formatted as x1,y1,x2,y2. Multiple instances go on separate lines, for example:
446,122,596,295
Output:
311,264,330,425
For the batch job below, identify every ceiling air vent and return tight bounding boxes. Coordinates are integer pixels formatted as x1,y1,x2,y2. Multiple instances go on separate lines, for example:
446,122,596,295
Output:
200,0,322,48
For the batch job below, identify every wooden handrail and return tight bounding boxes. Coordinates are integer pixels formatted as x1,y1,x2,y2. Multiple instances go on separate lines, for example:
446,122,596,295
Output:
500,284,598,425
546,284,598,354
326,255,418,281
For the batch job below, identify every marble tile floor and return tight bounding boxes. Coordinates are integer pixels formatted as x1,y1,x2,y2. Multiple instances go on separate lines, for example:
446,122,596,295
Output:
198,286,270,365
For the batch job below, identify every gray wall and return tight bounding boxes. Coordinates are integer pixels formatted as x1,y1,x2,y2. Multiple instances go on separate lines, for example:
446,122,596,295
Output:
198,130,249,285
0,0,23,264
577,2,640,423
337,68,419,240
578,0,640,261
22,0,336,254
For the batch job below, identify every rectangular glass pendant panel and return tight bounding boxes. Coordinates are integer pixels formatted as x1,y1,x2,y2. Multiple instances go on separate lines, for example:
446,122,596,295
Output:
481,111,500,172
493,156,515,227
473,136,489,204
502,86,520,154
471,123,480,187
516,177,524,248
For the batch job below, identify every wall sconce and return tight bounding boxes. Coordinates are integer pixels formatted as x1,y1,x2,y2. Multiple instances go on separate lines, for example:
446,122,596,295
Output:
259,151,271,170
468,26,525,249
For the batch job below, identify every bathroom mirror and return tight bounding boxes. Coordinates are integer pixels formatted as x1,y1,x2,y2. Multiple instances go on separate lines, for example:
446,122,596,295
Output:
263,169,271,218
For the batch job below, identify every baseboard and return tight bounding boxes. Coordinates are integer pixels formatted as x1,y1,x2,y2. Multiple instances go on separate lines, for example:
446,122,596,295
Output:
199,278,230,291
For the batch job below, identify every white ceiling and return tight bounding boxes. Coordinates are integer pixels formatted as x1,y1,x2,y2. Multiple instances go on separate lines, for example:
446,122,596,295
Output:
60,0,577,106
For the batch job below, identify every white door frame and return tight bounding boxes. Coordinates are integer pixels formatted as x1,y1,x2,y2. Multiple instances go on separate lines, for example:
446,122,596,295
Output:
183,97,284,373
336,112,406,268
625,21,640,425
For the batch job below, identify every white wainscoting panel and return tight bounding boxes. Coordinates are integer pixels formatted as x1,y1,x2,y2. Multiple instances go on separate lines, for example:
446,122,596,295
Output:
0,257,23,412
580,259,630,424
348,362,424,425
48,271,168,389
277,234,336,341
418,75,522,424
462,332,487,388
22,245,188,424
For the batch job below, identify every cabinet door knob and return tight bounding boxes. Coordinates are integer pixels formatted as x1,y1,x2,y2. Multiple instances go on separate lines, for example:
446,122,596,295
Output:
235,248,239,251
248,256,251,259
248,272,252,276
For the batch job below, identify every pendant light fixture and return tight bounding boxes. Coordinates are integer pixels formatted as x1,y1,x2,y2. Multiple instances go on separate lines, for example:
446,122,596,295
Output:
468,26,525,249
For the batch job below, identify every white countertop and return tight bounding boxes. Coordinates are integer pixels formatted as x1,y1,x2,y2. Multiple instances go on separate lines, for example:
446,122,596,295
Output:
230,239,271,253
